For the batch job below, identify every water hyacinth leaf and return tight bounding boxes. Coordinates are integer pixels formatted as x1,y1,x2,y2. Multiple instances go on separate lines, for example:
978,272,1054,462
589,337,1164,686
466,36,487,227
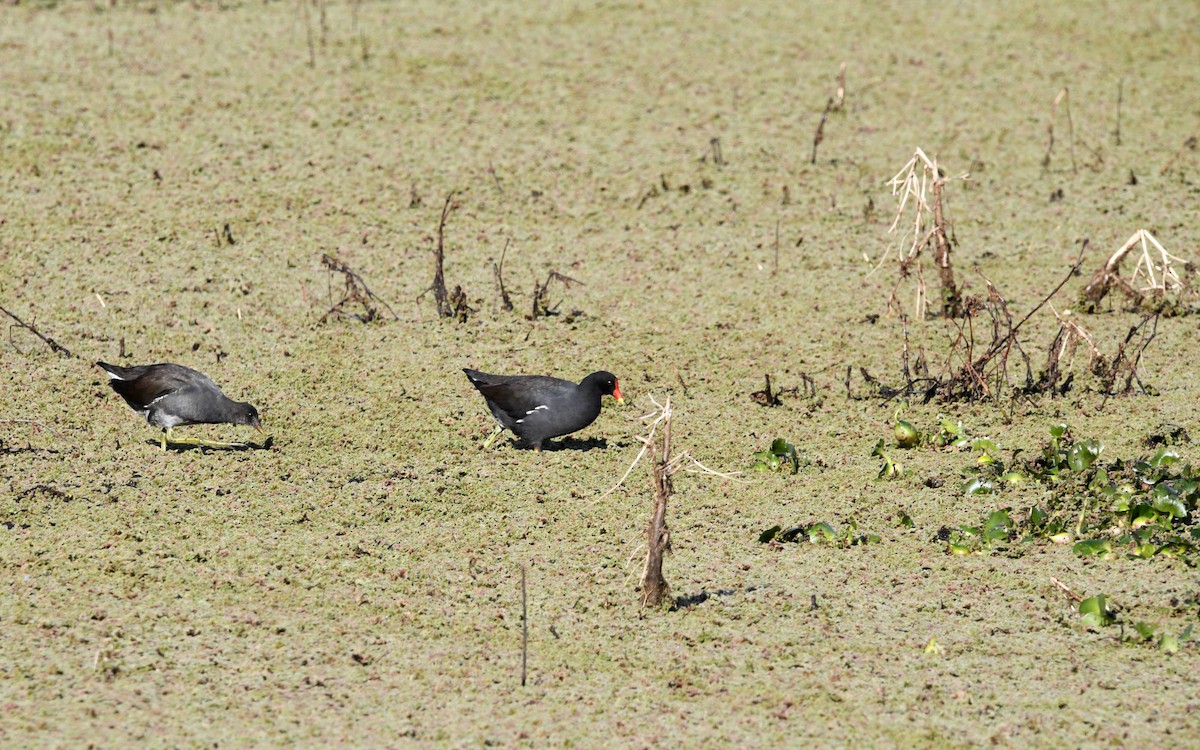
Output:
894,418,920,449
1067,440,1103,472
1150,486,1187,518
963,478,994,495
1149,446,1180,468
1073,539,1112,558
759,525,781,543
808,522,837,542
1049,532,1073,544
983,510,1012,542
898,510,915,528
1079,595,1113,628
998,472,1025,485
1132,543,1158,559
1160,633,1181,653
1028,506,1048,528
1049,424,1067,440
1134,622,1156,641
865,533,882,544
949,543,973,555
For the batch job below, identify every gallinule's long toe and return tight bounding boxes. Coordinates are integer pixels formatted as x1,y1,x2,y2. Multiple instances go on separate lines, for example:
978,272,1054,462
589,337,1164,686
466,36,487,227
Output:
463,369,624,451
97,362,263,451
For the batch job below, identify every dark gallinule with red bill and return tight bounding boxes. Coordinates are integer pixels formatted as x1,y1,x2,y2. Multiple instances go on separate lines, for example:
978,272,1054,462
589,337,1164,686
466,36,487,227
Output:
463,368,624,451
97,361,263,451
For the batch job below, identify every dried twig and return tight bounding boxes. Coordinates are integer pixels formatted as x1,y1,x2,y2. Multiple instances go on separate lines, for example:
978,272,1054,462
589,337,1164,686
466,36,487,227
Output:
1043,87,1077,173
417,193,471,319
319,254,399,323
1,418,77,448
1,305,76,358
520,565,528,687
493,239,514,312
811,97,833,164
530,271,582,319
1050,576,1084,603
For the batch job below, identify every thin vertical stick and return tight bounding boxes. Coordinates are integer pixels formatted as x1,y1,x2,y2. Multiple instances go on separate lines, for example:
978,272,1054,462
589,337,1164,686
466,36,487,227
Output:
520,566,528,687
1114,78,1123,147
773,219,780,272
811,98,833,164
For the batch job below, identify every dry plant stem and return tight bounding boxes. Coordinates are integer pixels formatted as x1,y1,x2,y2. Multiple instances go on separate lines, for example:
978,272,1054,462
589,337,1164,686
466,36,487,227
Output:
1114,79,1123,146
931,179,962,317
1,304,75,358
493,239,514,312
811,97,833,164
415,193,459,318
1043,88,1076,173
320,254,400,322
520,565,528,687
642,398,673,608
1050,576,1084,603
0,418,77,447
300,0,315,68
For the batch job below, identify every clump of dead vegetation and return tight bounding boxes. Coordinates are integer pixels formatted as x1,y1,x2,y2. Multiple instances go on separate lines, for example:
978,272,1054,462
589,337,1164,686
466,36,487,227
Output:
873,148,969,320
318,253,399,324
1079,229,1195,315
417,193,475,322
852,243,1162,405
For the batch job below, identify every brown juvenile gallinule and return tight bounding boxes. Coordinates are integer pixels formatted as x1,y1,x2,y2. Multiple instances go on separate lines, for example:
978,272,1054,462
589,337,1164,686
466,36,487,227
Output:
97,361,263,451
463,368,624,451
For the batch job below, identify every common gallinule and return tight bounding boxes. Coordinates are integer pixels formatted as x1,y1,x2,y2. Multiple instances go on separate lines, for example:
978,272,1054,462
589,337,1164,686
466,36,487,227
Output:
97,361,262,451
463,368,624,451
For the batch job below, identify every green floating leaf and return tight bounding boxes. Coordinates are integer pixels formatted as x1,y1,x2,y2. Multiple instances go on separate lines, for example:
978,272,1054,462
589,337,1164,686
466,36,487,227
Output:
1159,633,1180,653
1073,539,1113,558
1134,621,1157,641
1049,423,1068,440
1150,485,1187,518
1067,439,1103,472
1079,594,1113,628
983,509,1012,543
808,522,837,543
894,418,920,449
759,525,781,543
962,478,994,495
898,510,915,528
1149,446,1180,468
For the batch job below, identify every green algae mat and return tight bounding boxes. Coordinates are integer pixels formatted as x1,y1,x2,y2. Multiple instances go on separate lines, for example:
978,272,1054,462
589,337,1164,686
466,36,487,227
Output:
3,1,1199,746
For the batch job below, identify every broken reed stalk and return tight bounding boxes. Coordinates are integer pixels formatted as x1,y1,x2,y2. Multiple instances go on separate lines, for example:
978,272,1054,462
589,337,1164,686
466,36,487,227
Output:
299,0,316,68
416,193,465,319
1114,78,1123,147
931,179,962,318
0,304,76,358
709,137,724,166
811,97,833,164
642,397,673,608
520,565,528,687
493,238,514,312
1043,87,1077,173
